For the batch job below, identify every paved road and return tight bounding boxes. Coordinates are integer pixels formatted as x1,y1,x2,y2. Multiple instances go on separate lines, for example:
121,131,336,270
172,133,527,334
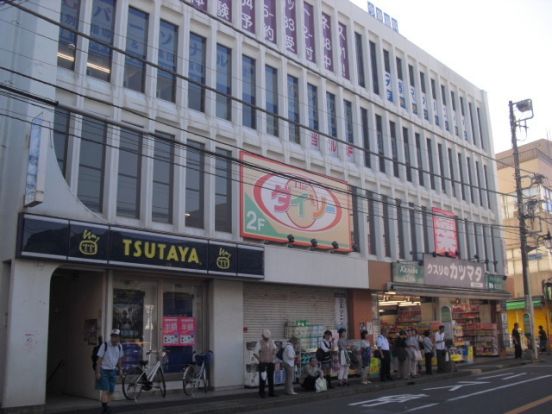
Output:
252,364,552,414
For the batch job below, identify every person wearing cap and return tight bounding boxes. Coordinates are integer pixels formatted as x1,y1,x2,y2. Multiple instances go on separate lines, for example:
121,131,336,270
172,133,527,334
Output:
253,329,277,398
283,336,299,395
95,329,124,414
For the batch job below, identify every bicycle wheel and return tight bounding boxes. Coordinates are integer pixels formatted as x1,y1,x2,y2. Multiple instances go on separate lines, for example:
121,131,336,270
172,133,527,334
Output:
151,368,166,397
182,365,196,397
122,370,145,401
201,366,209,393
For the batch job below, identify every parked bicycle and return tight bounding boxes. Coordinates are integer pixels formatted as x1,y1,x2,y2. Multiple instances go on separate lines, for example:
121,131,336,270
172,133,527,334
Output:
182,351,213,396
122,350,167,401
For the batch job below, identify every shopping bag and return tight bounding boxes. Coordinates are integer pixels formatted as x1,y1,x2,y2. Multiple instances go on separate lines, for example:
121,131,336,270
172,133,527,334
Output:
315,377,327,393
414,349,423,361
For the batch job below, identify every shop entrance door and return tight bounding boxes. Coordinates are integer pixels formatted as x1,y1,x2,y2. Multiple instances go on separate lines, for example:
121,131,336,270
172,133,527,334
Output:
47,270,104,399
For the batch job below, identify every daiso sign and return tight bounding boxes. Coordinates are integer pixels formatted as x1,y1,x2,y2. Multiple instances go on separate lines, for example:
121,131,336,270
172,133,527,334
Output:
240,152,353,251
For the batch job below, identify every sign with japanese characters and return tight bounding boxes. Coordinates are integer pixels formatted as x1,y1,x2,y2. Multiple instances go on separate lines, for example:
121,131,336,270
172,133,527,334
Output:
322,13,334,72
310,131,320,150
443,104,449,131
392,262,424,284
190,0,207,11
410,85,417,114
162,316,196,346
399,79,406,108
385,71,393,102
422,93,429,120
240,152,353,250
284,0,297,54
241,0,255,33
338,23,349,79
216,0,232,21
264,0,276,43
304,2,315,63
432,208,459,257
424,255,485,289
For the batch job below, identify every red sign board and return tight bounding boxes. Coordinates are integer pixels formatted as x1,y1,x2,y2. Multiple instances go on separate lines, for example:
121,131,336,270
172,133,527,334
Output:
432,208,458,257
162,316,196,347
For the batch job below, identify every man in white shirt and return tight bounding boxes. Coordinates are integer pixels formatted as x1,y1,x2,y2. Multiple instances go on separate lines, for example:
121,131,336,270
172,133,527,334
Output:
283,337,299,395
254,329,277,398
95,329,124,414
376,329,392,381
434,325,446,373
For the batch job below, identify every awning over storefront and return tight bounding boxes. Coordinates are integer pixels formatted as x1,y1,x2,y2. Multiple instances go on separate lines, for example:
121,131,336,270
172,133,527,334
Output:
506,297,544,310
390,282,512,301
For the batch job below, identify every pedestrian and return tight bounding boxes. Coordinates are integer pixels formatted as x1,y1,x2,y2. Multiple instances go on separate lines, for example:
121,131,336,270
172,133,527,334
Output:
406,329,419,378
95,329,124,414
538,326,548,354
434,325,446,373
376,329,392,381
300,358,324,391
283,336,299,395
318,330,334,389
512,323,522,359
395,330,408,379
337,328,350,386
360,331,372,384
422,330,434,375
254,329,277,398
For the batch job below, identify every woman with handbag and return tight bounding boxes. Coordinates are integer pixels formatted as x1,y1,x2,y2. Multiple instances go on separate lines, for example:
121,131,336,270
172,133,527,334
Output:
318,330,334,389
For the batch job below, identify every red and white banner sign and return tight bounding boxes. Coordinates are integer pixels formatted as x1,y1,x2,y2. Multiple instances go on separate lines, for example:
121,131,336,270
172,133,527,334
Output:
432,208,458,257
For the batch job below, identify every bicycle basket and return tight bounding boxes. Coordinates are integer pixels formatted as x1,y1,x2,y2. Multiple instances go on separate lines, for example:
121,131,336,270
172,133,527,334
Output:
195,351,213,367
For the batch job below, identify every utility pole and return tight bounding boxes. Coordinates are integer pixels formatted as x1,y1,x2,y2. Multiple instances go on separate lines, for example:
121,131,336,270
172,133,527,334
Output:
509,99,538,361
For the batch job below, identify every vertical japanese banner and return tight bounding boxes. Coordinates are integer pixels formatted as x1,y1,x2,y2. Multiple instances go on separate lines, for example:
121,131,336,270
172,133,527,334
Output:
179,317,196,346
432,208,459,257
311,132,320,151
304,2,315,63
443,105,449,130
335,295,348,331
410,85,417,114
422,93,428,120
385,70,393,102
191,0,207,11
433,98,439,125
284,0,297,54
241,0,255,33
322,13,333,72
216,0,232,21
264,0,277,44
327,138,338,157
398,79,406,108
338,23,349,80
462,116,467,139
452,112,458,135
162,317,179,346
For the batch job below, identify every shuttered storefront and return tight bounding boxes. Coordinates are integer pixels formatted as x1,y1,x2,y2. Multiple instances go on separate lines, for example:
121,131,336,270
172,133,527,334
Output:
243,282,345,341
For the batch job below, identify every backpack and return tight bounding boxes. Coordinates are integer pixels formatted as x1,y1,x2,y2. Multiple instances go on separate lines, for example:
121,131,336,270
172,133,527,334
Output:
91,342,123,371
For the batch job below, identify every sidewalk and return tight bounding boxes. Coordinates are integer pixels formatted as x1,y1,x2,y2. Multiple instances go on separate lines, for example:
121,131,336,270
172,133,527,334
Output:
46,354,549,414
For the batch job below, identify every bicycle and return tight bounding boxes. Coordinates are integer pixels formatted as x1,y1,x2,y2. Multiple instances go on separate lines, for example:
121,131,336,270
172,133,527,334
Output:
122,350,167,400
182,351,212,397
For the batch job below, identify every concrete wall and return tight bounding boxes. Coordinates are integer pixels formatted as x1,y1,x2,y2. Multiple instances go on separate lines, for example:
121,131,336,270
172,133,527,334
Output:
209,279,244,389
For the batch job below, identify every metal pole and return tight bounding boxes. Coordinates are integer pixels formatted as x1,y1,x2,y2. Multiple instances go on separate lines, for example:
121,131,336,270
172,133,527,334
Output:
510,100,538,361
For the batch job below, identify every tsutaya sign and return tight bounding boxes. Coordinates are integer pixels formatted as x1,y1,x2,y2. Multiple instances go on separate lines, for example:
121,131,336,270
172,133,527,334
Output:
17,214,264,278
240,152,353,250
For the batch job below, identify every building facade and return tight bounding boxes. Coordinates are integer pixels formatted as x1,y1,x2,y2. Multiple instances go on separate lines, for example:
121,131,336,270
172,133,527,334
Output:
0,0,506,411
497,139,552,339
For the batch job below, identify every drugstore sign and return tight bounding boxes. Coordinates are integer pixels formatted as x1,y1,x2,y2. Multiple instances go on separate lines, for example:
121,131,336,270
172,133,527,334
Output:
17,214,263,278
240,152,353,250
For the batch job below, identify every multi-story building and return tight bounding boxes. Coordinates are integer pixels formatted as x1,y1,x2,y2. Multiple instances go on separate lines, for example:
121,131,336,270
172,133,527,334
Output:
0,0,508,411
497,139,552,337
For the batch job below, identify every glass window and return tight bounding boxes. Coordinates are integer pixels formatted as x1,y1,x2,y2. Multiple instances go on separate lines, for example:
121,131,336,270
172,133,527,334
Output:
409,202,417,258
242,55,256,129
367,190,377,255
476,161,484,207
415,133,423,186
458,153,466,201
215,149,232,233
157,20,178,102
326,92,337,138
397,199,405,259
477,107,486,150
287,75,300,143
307,83,319,131
376,114,384,173
383,49,390,72
216,44,232,120
78,117,106,212
396,58,403,80
265,65,278,136
58,0,80,70
430,78,437,99
87,0,116,81
188,33,206,112
484,165,492,209
438,143,446,193
420,72,426,93
355,32,365,88
382,195,391,257
468,102,477,145
361,108,370,168
422,206,430,253
403,127,411,182
117,128,142,218
466,156,474,203
420,72,428,120
152,132,174,223
344,100,354,144
185,141,204,228
390,121,399,178
427,138,435,190
448,148,456,198
53,109,70,176
369,41,379,95
124,7,148,92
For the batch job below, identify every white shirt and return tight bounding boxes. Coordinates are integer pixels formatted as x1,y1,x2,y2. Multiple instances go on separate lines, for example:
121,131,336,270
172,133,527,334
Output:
283,342,296,367
97,341,124,370
376,335,390,351
434,331,446,350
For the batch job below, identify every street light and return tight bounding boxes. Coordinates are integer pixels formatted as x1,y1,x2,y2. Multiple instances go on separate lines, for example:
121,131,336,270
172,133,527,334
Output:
509,98,538,361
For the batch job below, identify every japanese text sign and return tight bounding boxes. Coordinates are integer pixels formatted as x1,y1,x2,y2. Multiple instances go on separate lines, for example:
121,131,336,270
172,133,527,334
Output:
432,208,458,257
424,255,485,289
322,13,333,72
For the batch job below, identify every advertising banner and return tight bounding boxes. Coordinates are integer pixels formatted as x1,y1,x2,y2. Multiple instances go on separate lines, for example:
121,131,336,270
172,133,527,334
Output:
190,0,207,11
241,0,255,33
240,152,353,250
392,262,424,284
216,0,232,21
432,208,459,257
304,2,315,63
338,22,349,80
264,0,276,43
322,12,334,72
162,316,196,346
425,255,485,289
284,0,297,54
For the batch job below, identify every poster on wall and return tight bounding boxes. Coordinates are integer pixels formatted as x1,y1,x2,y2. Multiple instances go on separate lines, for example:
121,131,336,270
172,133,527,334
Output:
240,151,353,250
335,294,348,330
162,316,196,346
112,289,144,340
432,207,459,257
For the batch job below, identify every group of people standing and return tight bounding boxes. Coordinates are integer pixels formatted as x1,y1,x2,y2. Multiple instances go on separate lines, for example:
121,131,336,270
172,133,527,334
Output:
511,323,549,358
